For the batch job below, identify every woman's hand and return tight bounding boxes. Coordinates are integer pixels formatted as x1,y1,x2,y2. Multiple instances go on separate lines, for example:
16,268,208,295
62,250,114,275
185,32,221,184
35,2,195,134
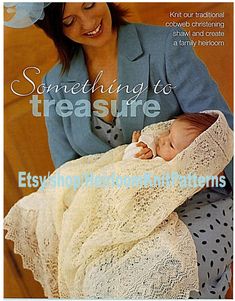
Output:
135,142,153,160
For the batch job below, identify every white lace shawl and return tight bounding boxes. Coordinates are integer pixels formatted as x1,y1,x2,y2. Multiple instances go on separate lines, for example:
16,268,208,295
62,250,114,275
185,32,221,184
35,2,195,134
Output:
4,110,233,299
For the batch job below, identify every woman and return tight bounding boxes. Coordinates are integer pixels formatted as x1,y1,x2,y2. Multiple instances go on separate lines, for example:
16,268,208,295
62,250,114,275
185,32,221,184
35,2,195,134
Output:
5,2,233,299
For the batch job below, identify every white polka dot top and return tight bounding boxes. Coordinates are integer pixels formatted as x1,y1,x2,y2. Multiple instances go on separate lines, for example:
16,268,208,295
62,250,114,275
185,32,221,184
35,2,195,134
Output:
91,114,124,147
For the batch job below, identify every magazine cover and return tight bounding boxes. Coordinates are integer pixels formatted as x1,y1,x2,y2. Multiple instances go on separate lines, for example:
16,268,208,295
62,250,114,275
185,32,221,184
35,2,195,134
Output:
4,2,233,299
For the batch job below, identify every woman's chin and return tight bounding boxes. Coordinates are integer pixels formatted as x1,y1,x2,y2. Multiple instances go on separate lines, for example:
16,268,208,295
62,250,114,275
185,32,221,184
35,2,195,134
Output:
86,28,115,48
84,36,111,49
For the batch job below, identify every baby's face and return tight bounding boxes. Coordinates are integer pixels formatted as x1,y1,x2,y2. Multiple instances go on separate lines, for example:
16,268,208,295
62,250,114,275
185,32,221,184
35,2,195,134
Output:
156,120,199,161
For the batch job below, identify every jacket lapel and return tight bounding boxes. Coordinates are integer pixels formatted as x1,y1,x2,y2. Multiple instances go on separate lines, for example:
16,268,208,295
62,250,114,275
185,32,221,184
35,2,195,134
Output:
60,23,150,154
61,48,111,155
118,24,149,142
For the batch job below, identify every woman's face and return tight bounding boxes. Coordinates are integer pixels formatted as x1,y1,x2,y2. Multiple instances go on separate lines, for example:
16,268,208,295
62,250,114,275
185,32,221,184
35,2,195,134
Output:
62,2,113,48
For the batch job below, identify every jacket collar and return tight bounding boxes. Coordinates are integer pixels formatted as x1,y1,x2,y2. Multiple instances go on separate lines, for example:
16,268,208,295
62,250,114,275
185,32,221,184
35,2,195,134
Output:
60,22,149,150
118,23,143,61
64,23,143,82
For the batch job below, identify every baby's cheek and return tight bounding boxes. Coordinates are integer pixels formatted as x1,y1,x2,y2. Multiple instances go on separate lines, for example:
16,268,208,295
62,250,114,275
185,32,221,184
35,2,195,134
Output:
170,150,178,160
163,150,174,161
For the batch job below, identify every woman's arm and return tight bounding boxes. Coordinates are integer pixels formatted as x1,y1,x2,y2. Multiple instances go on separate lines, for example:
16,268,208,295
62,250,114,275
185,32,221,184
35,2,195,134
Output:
43,74,80,168
164,27,233,188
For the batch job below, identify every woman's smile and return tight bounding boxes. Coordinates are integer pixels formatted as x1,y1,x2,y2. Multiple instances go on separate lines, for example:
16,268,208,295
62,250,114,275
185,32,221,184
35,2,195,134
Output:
84,21,103,37
62,3,113,47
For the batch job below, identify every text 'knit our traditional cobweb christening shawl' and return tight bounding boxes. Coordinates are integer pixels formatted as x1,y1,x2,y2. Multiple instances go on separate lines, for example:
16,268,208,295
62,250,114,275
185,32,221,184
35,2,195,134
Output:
4,110,233,299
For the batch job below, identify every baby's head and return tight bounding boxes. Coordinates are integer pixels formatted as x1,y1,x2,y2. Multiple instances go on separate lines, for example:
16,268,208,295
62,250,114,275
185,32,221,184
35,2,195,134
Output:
156,113,217,161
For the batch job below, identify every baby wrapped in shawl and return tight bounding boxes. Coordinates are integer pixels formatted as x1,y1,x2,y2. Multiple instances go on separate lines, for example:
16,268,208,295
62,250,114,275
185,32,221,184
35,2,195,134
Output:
4,110,233,299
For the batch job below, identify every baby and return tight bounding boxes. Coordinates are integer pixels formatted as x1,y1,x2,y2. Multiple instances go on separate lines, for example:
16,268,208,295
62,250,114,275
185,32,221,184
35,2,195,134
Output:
123,113,217,161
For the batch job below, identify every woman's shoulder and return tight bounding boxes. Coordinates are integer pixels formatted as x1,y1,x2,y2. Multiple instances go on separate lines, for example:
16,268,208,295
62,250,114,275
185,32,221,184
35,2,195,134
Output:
43,62,64,85
43,47,84,85
133,22,171,33
122,22,176,54
127,22,174,40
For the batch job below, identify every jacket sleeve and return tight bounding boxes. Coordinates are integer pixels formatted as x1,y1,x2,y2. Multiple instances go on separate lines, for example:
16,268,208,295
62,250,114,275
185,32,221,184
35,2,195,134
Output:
164,27,233,188
43,74,80,169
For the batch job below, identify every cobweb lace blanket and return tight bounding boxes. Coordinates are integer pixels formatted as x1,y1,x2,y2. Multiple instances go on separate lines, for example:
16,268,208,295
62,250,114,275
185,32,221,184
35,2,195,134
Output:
4,110,233,299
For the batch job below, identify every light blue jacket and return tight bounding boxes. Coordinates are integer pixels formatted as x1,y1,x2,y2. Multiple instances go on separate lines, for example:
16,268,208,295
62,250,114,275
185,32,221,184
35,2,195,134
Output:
43,23,233,186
